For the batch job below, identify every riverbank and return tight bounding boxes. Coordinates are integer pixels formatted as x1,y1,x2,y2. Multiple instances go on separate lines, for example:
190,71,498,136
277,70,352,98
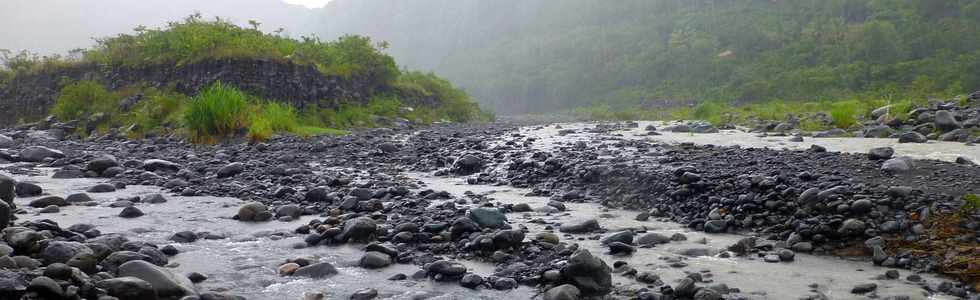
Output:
0,120,977,299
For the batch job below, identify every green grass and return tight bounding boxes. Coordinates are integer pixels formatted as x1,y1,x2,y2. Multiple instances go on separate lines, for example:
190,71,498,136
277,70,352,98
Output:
51,81,118,121
962,194,980,215
829,101,859,129
183,82,250,142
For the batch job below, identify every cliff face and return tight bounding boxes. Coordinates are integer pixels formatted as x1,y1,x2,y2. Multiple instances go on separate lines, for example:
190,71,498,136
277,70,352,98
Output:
0,59,372,127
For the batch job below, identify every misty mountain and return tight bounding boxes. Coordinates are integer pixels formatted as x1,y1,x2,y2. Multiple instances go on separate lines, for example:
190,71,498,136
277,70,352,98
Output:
313,0,980,114
0,0,316,54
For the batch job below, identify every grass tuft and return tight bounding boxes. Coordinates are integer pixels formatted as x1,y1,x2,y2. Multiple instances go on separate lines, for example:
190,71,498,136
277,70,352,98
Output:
183,82,250,142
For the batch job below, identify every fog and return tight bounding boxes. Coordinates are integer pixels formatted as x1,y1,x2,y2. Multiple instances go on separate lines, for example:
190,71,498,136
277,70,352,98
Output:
2,0,978,115
0,0,316,55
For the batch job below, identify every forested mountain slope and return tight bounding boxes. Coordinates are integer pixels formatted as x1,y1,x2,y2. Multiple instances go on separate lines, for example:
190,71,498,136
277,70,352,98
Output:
315,0,980,114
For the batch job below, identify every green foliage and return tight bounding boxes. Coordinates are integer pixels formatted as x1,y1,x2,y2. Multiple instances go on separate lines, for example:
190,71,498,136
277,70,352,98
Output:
51,81,117,121
829,101,860,129
183,82,251,142
83,15,399,93
395,71,489,123
962,194,980,215
330,0,980,114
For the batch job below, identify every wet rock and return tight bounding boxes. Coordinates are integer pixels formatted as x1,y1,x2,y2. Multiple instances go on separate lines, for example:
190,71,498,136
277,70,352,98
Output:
144,193,168,204
898,131,927,143
170,231,197,243
292,262,339,278
601,231,634,245
87,155,120,174
13,182,41,197
868,147,894,160
459,273,483,289
956,156,977,165
87,183,117,193
359,251,392,269
38,205,59,213
19,146,65,162
468,207,507,229
238,202,271,222
559,219,599,233
143,159,180,172
119,206,144,218
838,219,866,236
98,276,159,300
339,217,377,242
492,277,518,290
65,193,93,203
42,241,93,264
0,135,13,148
275,204,302,220
935,110,961,132
881,157,914,173
350,288,378,300
452,154,485,175
118,260,196,298
492,230,525,250
217,162,245,178
607,242,635,255
851,283,877,294
29,196,67,208
703,220,728,233
428,260,468,277
561,249,612,296
27,276,63,298
674,277,697,298
0,175,14,204
777,249,795,261
544,284,581,300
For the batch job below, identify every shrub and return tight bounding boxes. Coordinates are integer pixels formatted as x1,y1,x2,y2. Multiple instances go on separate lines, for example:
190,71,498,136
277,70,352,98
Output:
51,81,117,121
183,82,250,142
829,101,859,129
962,194,980,215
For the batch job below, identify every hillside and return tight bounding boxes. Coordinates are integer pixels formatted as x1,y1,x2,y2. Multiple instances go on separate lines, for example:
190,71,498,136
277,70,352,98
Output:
314,0,980,114
0,16,487,141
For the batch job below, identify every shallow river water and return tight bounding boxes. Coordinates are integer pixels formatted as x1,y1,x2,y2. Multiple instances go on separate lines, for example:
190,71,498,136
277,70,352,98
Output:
522,121,979,163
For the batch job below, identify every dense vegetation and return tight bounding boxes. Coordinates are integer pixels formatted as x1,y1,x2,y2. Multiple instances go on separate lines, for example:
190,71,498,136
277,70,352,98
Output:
2,16,490,141
316,0,980,115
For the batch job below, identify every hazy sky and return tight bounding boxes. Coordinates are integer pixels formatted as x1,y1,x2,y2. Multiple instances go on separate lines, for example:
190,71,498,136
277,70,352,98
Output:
282,0,330,8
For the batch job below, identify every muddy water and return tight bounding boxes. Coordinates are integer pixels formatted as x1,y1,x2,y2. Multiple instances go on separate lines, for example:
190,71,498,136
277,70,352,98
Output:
410,173,953,300
521,121,979,163
9,169,535,300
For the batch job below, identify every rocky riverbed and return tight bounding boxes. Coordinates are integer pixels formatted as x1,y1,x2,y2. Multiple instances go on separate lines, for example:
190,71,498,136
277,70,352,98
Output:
0,119,978,300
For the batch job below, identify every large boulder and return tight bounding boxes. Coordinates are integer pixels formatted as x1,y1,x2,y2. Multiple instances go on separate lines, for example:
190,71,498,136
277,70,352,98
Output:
452,154,485,175
118,260,196,298
560,219,599,233
142,159,180,172
339,217,377,242
468,208,507,229
0,134,13,148
0,175,14,204
18,146,65,162
544,284,581,300
86,155,120,174
897,132,927,143
934,110,961,132
237,202,271,222
292,262,339,278
216,162,245,178
881,157,914,173
560,249,612,296
41,241,93,264
28,196,68,208
97,277,159,300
